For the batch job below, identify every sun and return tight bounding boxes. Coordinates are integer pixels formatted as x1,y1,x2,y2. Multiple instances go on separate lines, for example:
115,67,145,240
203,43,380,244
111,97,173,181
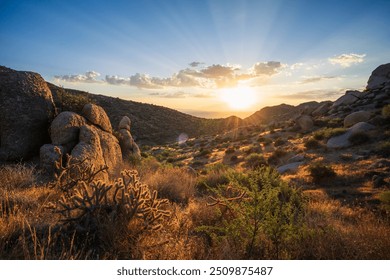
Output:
220,86,258,110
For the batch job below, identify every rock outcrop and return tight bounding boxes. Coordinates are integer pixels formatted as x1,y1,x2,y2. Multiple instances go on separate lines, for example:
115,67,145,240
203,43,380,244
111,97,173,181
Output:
42,103,124,177
117,116,141,160
296,115,314,132
0,67,56,161
367,63,390,91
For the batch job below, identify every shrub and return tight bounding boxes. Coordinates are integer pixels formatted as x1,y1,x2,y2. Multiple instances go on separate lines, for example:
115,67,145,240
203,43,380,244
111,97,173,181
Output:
348,132,370,145
142,166,196,204
0,163,37,189
382,104,390,119
375,141,390,157
304,137,321,149
274,138,286,147
313,127,346,141
267,149,287,165
198,166,306,259
308,162,336,183
379,191,390,212
225,147,236,154
245,153,266,169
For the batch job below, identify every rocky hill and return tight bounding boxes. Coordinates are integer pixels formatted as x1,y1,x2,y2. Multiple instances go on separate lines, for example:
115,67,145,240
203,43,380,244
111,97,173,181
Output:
47,83,244,145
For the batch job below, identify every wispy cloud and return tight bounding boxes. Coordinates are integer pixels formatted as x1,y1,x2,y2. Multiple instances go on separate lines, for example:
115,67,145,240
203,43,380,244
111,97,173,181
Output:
300,75,338,84
328,53,366,68
189,61,204,67
279,89,345,100
54,71,101,83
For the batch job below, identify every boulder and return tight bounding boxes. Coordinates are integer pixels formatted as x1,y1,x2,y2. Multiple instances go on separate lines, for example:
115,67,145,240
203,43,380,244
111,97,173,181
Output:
90,126,122,173
50,111,87,152
0,68,56,161
332,92,359,108
327,122,375,149
287,154,305,163
277,162,304,174
367,63,390,91
118,116,141,160
343,111,372,128
296,115,314,132
81,103,112,133
71,125,108,181
312,101,332,117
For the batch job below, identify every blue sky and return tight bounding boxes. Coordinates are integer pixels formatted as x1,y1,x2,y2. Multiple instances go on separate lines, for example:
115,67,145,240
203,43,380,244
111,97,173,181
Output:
1,0,389,117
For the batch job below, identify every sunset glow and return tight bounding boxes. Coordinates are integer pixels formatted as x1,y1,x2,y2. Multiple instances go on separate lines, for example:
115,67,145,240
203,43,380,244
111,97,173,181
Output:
220,87,258,110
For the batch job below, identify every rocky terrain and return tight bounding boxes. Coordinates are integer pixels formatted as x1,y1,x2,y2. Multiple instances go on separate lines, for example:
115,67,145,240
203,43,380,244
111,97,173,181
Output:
0,63,389,260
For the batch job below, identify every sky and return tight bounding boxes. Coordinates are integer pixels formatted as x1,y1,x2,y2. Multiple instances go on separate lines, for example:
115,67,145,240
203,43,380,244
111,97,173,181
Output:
1,0,389,118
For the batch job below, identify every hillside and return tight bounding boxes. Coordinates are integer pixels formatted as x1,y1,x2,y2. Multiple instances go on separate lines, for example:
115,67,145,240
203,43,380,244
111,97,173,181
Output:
47,83,244,145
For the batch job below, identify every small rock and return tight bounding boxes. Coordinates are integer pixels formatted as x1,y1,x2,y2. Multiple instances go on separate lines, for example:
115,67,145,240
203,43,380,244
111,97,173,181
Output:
277,162,304,174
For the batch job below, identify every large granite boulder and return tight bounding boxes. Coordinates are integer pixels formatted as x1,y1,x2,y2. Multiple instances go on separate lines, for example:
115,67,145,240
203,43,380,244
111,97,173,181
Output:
327,122,375,149
81,103,112,133
0,67,56,161
50,111,87,152
71,125,108,181
343,111,372,128
296,115,314,132
367,63,390,91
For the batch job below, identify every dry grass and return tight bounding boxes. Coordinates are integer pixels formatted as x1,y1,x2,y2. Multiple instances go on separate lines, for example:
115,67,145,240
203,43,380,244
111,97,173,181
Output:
0,155,389,260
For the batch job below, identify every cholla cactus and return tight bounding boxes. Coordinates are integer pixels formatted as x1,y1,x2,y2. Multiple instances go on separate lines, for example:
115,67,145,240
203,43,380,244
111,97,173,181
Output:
54,169,170,234
49,147,108,193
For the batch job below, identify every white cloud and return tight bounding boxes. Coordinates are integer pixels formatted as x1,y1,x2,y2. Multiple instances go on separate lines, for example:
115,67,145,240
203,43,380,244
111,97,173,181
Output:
300,75,338,84
250,61,282,76
54,71,101,83
328,53,366,68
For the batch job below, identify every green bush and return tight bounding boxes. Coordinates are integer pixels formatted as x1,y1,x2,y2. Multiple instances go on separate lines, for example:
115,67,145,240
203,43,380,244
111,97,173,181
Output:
274,138,286,147
245,153,266,169
198,166,306,259
313,127,346,141
308,162,336,183
304,137,321,149
225,147,236,154
382,104,390,119
376,141,390,157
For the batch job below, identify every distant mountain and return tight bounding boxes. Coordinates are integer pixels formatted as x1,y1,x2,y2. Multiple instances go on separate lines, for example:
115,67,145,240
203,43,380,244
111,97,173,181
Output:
47,83,244,145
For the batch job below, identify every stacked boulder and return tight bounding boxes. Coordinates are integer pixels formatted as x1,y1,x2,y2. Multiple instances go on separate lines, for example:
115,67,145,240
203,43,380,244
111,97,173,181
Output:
117,116,141,160
40,104,140,179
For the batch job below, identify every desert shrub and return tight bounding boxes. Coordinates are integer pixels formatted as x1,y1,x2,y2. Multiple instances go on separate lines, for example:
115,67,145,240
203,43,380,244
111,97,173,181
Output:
195,148,212,158
375,141,390,157
348,131,370,145
54,88,92,114
49,169,170,259
195,164,233,195
225,146,236,154
379,191,390,212
267,149,287,165
245,153,266,169
308,162,336,183
0,163,37,189
274,138,286,147
198,166,306,259
230,155,238,162
382,104,390,119
142,166,196,204
304,137,321,149
313,127,346,140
